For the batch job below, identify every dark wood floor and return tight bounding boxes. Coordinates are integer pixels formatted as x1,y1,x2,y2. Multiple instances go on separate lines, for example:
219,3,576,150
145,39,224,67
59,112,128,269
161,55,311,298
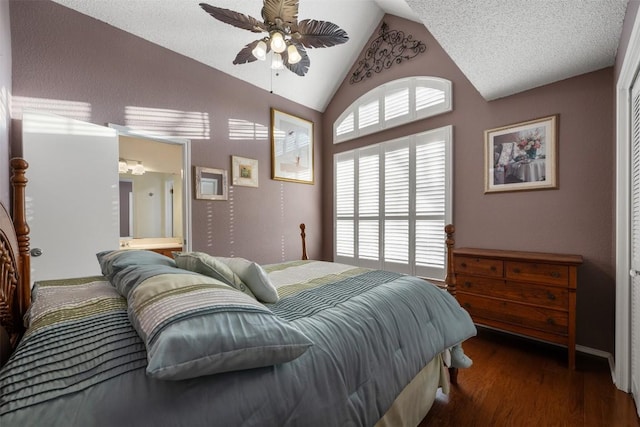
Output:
419,327,639,427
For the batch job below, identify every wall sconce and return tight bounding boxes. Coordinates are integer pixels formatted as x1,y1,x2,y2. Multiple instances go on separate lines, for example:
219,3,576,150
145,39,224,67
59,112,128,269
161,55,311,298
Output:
119,158,146,175
118,159,129,173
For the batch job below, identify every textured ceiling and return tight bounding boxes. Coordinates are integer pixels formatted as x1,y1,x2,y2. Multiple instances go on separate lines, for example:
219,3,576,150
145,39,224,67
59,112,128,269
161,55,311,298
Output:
50,0,629,111
406,0,629,100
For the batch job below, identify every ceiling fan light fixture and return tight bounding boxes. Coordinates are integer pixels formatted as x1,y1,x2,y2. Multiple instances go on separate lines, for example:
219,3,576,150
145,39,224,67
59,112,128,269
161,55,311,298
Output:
252,40,267,61
200,1,349,76
270,31,287,53
287,44,301,64
271,52,284,69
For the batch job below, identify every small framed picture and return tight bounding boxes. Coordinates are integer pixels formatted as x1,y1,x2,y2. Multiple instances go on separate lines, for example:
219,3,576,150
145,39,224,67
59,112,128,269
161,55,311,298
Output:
231,156,259,188
485,115,558,193
194,166,228,200
271,108,314,184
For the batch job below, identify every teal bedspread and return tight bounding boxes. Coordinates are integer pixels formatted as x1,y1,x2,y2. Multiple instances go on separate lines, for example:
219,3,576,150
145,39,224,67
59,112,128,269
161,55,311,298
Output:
0,260,475,426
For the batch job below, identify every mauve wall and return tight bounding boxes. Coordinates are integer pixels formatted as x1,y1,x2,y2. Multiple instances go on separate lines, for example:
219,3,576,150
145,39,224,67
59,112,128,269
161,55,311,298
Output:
322,15,615,353
9,0,322,263
0,0,11,208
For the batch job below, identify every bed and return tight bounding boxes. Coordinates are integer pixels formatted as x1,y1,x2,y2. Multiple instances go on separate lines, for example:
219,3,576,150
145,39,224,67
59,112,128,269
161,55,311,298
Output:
0,158,476,426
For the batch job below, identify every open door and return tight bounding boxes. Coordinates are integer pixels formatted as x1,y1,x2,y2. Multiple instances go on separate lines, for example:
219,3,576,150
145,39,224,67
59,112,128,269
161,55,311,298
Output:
22,111,120,283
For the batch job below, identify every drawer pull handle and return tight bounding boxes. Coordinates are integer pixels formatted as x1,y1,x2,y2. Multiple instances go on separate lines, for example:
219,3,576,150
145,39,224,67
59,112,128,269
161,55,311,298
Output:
460,262,467,268
490,266,496,271
546,318,556,326
513,268,521,274
463,303,471,309
547,292,556,301
550,271,560,278
464,281,472,288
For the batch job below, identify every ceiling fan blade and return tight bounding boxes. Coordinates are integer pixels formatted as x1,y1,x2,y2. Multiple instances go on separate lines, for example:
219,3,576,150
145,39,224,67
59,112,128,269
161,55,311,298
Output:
232,39,270,65
200,3,266,33
283,44,310,76
262,0,299,26
292,19,349,48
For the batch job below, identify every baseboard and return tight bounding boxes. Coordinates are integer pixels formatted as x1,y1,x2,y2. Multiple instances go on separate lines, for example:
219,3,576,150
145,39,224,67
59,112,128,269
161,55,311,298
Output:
476,325,614,366
576,344,616,381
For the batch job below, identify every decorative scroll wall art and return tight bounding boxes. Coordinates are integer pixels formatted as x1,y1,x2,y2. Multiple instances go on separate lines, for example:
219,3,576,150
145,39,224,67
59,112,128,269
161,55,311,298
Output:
350,22,427,84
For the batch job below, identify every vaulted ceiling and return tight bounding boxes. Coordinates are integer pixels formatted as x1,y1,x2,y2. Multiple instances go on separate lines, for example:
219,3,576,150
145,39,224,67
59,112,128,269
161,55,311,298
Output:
50,0,629,112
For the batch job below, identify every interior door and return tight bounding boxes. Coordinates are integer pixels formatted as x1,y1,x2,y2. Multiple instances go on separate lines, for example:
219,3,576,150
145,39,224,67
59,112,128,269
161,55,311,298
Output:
630,81,640,416
22,111,120,283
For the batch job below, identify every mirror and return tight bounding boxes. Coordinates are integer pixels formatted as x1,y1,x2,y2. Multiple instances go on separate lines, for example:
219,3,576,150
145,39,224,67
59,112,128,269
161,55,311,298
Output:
119,171,182,238
195,166,228,200
116,133,188,240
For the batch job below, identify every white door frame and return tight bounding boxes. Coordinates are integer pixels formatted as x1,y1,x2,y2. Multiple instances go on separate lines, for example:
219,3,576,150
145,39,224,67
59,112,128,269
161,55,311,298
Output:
108,124,192,252
615,5,640,392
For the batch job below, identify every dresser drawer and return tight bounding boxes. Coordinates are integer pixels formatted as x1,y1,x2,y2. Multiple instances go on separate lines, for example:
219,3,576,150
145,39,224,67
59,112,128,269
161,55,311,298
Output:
457,275,568,309
505,261,569,287
454,256,503,278
457,293,568,335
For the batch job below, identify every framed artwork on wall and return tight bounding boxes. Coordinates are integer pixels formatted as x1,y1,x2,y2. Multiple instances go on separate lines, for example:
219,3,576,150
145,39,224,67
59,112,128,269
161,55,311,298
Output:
231,156,259,188
271,108,314,184
194,166,228,200
484,114,558,193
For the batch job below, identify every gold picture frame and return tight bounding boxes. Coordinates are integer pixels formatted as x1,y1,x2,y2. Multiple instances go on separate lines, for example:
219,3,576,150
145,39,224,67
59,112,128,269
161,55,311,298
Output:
485,115,558,193
231,156,258,188
271,108,314,184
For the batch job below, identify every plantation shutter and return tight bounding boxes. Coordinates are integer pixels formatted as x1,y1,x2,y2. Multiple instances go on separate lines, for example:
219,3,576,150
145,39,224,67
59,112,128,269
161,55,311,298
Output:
630,79,640,407
333,126,452,280
335,152,355,259
358,147,380,262
415,135,447,278
383,140,410,272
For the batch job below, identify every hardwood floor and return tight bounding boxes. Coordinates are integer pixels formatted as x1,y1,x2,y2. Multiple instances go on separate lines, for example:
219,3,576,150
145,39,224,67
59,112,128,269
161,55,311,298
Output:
419,327,639,426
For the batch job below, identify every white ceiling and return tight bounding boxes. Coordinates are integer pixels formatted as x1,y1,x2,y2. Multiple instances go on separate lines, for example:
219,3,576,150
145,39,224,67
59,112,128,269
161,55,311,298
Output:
50,0,629,112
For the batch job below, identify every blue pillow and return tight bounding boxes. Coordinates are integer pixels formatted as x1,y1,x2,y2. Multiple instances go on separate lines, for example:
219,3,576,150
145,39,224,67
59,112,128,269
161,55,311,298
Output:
96,249,176,281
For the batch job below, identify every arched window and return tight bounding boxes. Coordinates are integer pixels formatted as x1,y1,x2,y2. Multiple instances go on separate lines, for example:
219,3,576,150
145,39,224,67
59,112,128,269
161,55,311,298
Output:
333,77,452,144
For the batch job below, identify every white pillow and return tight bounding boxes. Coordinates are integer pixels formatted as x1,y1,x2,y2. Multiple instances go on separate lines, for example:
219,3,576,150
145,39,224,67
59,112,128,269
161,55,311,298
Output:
217,257,279,303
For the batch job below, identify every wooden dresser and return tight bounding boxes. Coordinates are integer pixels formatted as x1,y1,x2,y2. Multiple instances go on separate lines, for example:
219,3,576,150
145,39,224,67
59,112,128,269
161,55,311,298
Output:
150,247,182,258
452,248,583,369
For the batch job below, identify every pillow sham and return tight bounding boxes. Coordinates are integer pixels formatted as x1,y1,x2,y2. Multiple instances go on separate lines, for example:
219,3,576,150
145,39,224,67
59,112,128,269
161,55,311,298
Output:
118,265,312,380
96,249,176,281
216,257,279,303
173,251,255,299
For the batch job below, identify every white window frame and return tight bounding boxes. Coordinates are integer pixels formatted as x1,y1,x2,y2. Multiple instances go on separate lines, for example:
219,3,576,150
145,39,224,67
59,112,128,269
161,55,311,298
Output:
333,76,452,144
334,125,453,280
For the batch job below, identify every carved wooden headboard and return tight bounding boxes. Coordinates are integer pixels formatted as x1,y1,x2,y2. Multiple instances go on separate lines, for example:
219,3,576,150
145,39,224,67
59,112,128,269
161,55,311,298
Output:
0,158,31,351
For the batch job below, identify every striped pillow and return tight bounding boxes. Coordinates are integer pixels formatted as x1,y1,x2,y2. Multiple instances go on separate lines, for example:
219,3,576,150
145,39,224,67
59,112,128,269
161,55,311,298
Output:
115,265,313,380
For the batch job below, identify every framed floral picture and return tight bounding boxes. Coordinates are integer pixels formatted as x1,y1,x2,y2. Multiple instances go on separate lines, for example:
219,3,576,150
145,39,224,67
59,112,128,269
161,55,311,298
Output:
271,108,314,184
484,115,558,193
231,156,258,188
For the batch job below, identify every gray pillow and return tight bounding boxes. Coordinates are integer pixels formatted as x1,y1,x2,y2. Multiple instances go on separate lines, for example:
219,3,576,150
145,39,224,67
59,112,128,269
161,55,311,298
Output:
173,251,255,299
216,257,279,303
96,249,176,281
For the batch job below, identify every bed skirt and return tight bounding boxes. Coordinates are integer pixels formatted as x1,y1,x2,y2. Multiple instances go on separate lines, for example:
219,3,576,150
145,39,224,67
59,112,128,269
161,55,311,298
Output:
376,354,449,427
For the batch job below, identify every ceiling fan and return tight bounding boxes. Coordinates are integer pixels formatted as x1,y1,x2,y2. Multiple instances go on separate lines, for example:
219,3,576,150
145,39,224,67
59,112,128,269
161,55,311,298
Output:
200,0,349,76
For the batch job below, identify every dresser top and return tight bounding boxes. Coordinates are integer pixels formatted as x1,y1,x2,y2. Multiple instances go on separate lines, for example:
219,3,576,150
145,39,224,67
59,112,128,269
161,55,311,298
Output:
453,247,583,265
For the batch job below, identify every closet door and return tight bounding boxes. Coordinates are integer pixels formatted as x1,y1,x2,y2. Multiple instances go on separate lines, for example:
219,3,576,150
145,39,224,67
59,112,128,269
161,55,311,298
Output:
22,111,120,283
630,81,640,416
